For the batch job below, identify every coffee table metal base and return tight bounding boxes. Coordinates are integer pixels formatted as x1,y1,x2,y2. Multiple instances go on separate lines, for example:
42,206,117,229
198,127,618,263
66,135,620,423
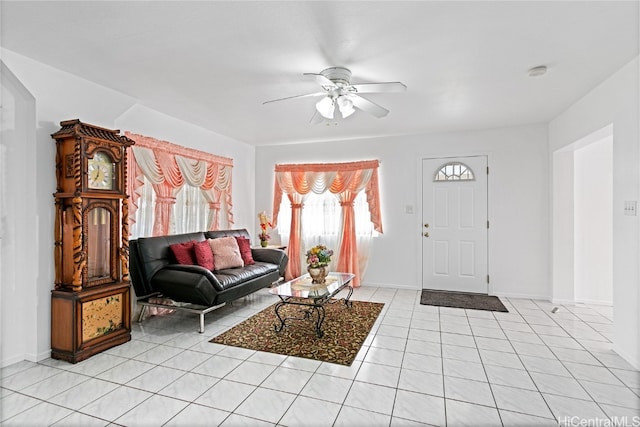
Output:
273,285,354,338
274,297,327,338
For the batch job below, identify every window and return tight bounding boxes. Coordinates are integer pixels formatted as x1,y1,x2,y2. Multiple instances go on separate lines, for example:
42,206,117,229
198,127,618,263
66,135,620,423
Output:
129,175,155,239
129,177,210,239
277,191,377,247
434,162,475,181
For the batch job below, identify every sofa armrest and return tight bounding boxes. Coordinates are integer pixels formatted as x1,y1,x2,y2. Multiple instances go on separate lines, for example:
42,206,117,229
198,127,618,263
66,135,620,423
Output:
162,264,224,291
149,265,223,306
251,248,288,277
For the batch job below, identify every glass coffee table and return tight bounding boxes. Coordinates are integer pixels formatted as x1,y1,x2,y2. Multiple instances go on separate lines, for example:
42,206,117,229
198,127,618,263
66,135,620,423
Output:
268,272,356,338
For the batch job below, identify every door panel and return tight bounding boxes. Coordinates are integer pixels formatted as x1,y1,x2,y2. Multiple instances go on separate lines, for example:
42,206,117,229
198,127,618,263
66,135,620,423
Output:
434,241,450,275
459,241,476,277
422,156,488,293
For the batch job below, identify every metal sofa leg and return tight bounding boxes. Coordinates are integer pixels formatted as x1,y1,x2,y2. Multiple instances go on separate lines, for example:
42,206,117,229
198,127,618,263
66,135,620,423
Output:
199,312,205,333
138,305,148,323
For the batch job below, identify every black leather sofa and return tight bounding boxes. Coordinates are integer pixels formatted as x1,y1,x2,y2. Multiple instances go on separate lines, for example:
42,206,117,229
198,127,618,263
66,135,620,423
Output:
129,229,288,332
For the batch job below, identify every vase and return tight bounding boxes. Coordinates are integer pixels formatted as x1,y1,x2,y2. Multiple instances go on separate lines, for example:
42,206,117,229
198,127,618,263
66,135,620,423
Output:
307,265,329,284
260,240,268,248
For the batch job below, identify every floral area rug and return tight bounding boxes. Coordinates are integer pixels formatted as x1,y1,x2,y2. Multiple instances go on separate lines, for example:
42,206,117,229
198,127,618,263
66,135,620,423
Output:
210,299,384,366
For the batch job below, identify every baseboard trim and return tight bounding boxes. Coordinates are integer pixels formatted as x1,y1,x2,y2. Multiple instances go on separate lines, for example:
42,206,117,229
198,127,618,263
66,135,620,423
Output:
612,344,640,371
574,298,613,306
34,349,51,363
551,298,576,305
491,291,551,301
362,282,421,290
362,284,555,301
1,354,29,369
551,298,613,307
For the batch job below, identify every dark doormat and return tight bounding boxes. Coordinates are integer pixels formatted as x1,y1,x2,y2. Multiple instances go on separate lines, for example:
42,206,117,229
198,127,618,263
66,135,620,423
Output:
420,289,509,312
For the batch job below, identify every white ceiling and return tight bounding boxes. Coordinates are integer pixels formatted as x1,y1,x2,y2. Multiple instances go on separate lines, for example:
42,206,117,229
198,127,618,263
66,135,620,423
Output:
1,1,638,145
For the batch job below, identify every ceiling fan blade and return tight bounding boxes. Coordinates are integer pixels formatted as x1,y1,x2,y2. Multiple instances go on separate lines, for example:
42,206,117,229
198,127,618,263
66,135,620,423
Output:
303,72,337,89
351,95,390,118
263,92,325,105
351,82,407,93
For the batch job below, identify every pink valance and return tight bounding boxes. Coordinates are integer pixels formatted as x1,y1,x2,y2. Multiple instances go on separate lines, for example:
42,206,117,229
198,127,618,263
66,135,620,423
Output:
127,132,233,167
272,160,382,286
272,160,382,233
125,132,234,235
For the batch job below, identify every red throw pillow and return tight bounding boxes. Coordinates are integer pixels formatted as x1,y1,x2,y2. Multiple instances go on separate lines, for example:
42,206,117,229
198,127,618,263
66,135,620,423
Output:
169,241,197,265
193,240,215,270
235,237,255,266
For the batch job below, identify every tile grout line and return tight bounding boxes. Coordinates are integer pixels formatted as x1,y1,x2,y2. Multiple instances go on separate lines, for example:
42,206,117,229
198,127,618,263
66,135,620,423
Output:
505,297,617,420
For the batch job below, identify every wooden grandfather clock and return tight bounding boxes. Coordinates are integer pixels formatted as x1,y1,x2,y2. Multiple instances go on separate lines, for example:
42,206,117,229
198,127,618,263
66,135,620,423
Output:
51,119,134,363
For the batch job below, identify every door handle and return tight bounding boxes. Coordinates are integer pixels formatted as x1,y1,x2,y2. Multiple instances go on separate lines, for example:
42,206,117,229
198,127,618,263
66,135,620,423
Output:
424,223,429,228
423,232,429,238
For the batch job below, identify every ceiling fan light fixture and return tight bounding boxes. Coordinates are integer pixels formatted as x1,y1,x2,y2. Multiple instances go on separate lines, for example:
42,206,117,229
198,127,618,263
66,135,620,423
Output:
337,95,355,118
316,96,335,119
264,66,406,121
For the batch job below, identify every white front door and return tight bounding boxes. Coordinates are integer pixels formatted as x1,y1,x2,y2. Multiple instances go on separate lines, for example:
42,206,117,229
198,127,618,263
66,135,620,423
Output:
422,156,488,293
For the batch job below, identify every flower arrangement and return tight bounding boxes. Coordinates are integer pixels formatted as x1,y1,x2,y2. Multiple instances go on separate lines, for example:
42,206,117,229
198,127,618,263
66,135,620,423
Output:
306,244,334,268
257,211,273,243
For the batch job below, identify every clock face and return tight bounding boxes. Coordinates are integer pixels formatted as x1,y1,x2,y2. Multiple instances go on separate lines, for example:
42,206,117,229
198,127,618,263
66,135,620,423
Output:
88,152,115,190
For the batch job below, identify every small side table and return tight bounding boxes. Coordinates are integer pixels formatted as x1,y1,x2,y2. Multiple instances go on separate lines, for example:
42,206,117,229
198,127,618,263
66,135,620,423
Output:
252,244,287,251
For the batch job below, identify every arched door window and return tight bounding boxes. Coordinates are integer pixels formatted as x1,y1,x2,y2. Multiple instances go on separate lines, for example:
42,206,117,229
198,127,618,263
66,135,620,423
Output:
434,162,475,181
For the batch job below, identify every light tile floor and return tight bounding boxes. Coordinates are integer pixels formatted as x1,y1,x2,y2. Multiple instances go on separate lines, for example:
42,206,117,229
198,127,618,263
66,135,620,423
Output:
1,287,639,426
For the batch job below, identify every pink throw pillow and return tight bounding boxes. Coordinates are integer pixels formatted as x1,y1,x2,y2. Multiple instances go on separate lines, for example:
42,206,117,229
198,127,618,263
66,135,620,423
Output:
208,237,244,270
169,241,197,265
235,237,255,266
193,240,215,270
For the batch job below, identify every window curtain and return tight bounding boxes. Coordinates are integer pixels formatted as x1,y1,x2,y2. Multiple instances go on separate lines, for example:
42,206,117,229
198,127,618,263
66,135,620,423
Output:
272,160,382,286
125,132,233,237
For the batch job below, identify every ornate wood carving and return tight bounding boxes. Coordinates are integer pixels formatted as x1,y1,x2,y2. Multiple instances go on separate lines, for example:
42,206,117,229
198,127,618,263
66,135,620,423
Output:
54,199,63,289
73,140,82,192
71,195,84,292
51,119,134,362
121,197,130,282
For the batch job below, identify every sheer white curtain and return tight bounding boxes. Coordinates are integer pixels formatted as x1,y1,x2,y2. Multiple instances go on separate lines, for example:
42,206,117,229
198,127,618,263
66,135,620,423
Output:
129,178,209,239
172,185,209,235
129,175,155,239
277,191,376,279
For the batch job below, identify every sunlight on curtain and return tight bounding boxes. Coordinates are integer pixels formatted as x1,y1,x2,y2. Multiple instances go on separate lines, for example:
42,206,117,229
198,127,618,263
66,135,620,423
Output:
172,185,209,235
130,180,212,238
129,176,155,239
278,191,376,277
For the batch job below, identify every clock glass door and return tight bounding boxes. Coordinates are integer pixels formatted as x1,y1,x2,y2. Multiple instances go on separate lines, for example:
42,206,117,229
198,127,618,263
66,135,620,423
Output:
87,207,111,283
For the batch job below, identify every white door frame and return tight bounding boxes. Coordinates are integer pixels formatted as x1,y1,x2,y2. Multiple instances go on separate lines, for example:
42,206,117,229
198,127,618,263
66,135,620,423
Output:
419,155,490,294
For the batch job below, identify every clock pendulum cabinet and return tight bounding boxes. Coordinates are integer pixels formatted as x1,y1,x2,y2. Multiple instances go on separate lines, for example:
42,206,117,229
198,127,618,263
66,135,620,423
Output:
50,119,134,363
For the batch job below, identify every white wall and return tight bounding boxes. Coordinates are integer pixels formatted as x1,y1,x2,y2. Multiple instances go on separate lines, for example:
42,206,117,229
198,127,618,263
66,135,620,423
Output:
574,137,613,305
549,56,640,369
0,49,255,366
256,124,549,299
552,150,575,303
0,62,37,366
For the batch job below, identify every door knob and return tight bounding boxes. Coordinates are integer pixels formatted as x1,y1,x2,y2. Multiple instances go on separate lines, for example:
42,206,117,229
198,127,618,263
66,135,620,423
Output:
424,223,429,228
423,232,429,238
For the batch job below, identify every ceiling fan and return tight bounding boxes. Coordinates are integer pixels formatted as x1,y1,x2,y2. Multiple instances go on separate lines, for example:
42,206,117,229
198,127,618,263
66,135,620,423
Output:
263,67,406,122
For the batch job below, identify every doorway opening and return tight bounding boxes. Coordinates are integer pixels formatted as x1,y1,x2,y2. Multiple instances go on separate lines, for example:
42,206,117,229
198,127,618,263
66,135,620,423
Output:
552,125,613,307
